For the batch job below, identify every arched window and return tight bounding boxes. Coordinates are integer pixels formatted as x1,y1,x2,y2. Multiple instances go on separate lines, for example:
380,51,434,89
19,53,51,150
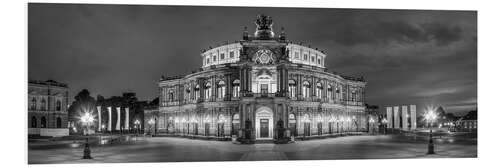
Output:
168,90,174,102
217,80,226,99
56,117,62,128
185,87,191,101
194,84,200,100
31,116,37,128
302,81,310,98
41,117,47,128
204,82,212,100
30,98,36,110
41,99,46,111
327,84,333,100
56,100,62,111
351,90,356,102
232,79,240,97
316,82,323,98
335,85,341,100
288,80,296,98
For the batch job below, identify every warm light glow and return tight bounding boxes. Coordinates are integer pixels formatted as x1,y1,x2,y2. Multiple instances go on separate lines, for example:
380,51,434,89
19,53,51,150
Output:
134,119,140,125
80,112,94,124
148,118,155,125
424,106,437,123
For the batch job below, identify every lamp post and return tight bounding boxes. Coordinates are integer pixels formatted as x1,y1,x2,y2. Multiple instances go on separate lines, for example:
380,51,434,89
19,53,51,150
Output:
425,108,437,154
381,118,388,134
352,115,357,132
369,117,375,135
340,117,344,135
148,118,155,136
346,117,351,134
100,124,105,145
181,119,186,137
335,118,339,134
80,112,94,159
134,120,141,138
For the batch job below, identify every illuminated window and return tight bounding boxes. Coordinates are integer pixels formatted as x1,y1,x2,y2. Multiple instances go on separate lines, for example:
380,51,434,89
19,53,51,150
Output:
232,79,240,97
303,81,311,98
205,82,212,100
316,82,322,98
327,84,333,100
194,84,200,100
217,80,226,98
288,80,296,97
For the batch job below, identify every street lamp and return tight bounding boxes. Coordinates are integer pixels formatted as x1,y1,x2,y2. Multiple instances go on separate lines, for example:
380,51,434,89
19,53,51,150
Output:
134,120,141,135
79,112,94,159
340,117,345,135
335,117,340,134
352,116,357,132
346,117,351,133
181,118,187,137
369,117,375,135
148,118,155,136
381,118,388,134
425,108,437,154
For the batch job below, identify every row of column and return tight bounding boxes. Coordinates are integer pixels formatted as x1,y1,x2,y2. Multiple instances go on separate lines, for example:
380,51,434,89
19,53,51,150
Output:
96,106,130,131
386,105,417,130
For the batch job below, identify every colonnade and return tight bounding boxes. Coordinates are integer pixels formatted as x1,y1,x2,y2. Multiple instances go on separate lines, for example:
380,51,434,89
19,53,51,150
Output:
96,106,130,132
385,105,417,130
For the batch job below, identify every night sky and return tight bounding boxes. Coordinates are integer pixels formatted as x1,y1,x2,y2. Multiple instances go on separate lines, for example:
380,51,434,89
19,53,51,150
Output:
28,3,477,115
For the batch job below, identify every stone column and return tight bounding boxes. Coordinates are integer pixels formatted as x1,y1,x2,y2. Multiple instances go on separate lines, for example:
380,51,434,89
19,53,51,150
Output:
125,107,130,130
402,106,408,130
386,107,393,129
393,106,400,129
107,107,112,131
410,105,417,130
97,106,102,132
116,107,121,131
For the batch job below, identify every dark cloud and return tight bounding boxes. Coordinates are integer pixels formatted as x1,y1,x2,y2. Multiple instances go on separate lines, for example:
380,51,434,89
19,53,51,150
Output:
28,4,477,114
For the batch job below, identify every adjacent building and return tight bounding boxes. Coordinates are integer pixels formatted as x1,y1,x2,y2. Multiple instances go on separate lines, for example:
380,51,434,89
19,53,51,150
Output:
149,15,368,143
28,80,69,137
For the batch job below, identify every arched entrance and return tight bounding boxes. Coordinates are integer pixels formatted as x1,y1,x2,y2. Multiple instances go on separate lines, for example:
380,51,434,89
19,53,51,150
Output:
255,106,273,139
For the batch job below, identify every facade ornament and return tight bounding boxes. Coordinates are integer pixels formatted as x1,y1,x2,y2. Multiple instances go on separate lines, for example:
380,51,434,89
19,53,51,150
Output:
253,49,275,64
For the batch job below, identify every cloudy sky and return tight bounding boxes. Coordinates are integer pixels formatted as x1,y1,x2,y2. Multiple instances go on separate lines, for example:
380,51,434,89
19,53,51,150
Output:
28,3,477,115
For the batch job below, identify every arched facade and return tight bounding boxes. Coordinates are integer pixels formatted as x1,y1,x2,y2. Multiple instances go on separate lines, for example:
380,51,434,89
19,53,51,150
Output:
153,15,367,143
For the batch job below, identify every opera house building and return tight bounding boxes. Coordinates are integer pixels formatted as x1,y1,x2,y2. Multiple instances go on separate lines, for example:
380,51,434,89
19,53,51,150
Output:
149,15,368,143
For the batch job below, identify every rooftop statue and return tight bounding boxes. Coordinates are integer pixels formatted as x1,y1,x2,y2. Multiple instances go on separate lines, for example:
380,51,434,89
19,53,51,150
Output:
254,14,275,39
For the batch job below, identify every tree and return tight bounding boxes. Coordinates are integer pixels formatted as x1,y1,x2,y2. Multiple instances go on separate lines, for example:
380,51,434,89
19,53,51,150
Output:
68,89,96,134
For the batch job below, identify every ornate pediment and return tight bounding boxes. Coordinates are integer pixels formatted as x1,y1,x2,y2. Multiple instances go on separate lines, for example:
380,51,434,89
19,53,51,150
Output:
253,49,275,64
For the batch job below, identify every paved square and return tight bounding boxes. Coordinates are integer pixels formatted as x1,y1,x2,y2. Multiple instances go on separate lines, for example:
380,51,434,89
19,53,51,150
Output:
28,135,477,164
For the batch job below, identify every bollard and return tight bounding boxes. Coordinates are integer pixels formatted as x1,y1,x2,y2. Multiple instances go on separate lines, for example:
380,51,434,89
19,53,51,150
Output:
83,138,92,159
